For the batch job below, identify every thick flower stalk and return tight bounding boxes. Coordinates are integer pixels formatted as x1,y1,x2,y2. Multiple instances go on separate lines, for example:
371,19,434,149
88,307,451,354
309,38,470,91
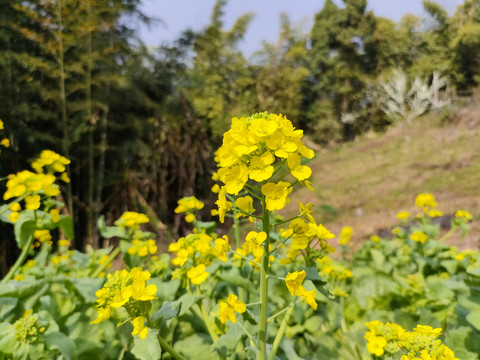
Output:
210,112,334,360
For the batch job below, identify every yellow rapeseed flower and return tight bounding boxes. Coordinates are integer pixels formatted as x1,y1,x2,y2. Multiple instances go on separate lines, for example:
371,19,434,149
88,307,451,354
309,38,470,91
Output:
455,209,472,221
187,264,209,285
261,181,292,211
285,270,306,296
49,208,61,222
115,211,149,229
174,196,204,213
338,226,353,246
410,231,428,244
31,150,70,174
132,316,148,339
396,211,410,220
219,294,246,324
415,193,437,211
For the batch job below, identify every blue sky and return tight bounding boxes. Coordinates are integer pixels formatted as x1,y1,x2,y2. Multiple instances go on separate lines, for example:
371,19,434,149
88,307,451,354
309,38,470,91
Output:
138,0,464,56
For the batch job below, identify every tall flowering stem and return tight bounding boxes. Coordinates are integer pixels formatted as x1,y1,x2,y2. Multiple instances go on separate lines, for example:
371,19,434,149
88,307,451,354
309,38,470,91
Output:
258,197,270,360
1,234,34,284
211,112,331,360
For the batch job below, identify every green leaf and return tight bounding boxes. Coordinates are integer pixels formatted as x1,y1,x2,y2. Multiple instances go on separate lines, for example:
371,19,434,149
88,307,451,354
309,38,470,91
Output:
304,315,322,333
14,212,36,248
131,328,161,360
0,280,46,298
0,204,11,223
96,215,127,239
177,293,202,316
280,337,303,360
196,221,217,233
303,266,327,285
217,266,256,292
65,278,104,303
45,332,77,360
0,322,16,354
444,326,480,360
213,322,243,357
148,278,180,302
57,216,74,240
370,249,386,271
0,298,18,320
151,301,181,326
466,309,480,331
174,334,217,360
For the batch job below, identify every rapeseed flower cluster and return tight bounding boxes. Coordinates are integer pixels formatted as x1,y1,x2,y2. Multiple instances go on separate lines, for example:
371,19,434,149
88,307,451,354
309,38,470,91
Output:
175,196,204,223
4,171,59,220
318,257,353,281
453,209,472,226
168,232,230,286
338,226,353,246
213,112,314,219
4,150,70,223
127,239,157,257
13,310,46,344
410,231,429,244
415,193,438,212
317,257,352,298
91,267,157,339
279,213,336,264
114,211,149,231
31,150,70,183
284,270,317,309
365,321,458,359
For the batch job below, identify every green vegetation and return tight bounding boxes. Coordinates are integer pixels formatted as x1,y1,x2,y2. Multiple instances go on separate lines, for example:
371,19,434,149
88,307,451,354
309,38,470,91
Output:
1,0,480,256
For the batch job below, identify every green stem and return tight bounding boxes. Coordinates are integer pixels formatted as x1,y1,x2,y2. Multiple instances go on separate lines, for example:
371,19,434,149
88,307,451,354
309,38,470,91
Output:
157,334,187,360
233,213,247,303
230,250,261,267
91,247,121,277
438,226,458,243
196,302,219,342
237,320,255,344
1,234,34,284
144,314,187,360
233,211,242,250
267,305,294,360
267,303,294,323
258,196,270,360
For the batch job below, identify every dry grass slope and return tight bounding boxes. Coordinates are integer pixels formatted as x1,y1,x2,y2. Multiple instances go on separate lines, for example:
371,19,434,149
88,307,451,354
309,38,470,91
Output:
285,105,480,250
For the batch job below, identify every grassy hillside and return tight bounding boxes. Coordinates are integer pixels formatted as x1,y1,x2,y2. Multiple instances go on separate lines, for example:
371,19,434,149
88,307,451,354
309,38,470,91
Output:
285,105,480,250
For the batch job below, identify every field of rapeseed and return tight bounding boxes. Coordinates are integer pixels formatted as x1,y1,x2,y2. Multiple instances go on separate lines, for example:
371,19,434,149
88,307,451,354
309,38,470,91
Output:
0,114,478,360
